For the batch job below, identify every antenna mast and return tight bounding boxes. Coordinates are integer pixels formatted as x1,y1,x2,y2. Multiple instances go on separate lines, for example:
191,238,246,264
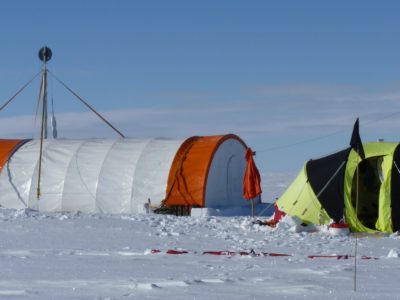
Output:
36,46,52,200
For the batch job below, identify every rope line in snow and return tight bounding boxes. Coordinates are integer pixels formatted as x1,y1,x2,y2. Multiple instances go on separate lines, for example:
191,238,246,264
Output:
150,249,378,260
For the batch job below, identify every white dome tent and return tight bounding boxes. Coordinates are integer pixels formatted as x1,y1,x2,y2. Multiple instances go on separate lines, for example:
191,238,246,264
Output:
0,135,256,214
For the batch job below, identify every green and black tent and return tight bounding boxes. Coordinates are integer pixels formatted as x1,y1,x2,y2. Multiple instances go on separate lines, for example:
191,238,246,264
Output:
276,142,400,233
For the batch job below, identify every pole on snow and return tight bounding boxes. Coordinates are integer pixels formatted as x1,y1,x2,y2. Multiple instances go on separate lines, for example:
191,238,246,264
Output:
36,46,52,200
349,118,364,292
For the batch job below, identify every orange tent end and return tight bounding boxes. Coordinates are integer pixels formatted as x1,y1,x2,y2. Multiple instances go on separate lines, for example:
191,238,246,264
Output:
164,134,246,207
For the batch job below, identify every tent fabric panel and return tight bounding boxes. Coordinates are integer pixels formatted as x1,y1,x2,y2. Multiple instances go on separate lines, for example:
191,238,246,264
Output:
164,136,199,206
61,139,116,212
391,145,400,231
276,167,307,213
96,139,150,213
26,140,52,210
344,149,378,232
306,148,350,222
29,140,83,212
131,139,183,213
173,135,221,207
277,166,330,225
375,154,393,232
165,134,246,207
0,140,52,209
362,142,399,158
296,184,330,225
0,140,34,209
205,138,247,208
0,139,29,172
344,142,399,232
343,144,398,233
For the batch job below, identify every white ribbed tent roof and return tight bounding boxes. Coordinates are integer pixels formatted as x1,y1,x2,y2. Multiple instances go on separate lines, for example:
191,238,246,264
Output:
0,138,183,213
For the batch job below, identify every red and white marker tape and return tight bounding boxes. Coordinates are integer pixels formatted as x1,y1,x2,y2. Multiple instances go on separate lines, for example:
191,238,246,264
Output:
150,249,377,260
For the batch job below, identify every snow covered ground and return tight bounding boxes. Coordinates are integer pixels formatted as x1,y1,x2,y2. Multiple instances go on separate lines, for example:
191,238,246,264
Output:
0,173,399,299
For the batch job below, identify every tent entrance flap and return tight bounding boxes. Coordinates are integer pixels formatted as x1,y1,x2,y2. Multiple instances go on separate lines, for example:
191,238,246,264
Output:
351,157,382,230
391,148,400,231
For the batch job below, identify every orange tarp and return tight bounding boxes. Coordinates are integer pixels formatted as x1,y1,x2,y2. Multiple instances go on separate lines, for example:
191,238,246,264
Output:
0,139,28,172
165,134,246,207
243,147,262,200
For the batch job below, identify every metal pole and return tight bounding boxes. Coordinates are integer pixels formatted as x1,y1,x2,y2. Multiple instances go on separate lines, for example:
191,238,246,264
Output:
316,161,346,198
36,62,47,199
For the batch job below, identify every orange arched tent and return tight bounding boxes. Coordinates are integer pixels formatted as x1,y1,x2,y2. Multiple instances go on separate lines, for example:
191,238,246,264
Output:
165,134,247,208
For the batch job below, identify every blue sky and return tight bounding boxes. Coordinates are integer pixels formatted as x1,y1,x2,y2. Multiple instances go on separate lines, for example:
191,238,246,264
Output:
0,0,400,172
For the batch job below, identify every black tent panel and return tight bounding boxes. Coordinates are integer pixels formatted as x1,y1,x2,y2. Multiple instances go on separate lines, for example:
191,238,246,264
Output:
306,148,351,222
391,145,400,231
